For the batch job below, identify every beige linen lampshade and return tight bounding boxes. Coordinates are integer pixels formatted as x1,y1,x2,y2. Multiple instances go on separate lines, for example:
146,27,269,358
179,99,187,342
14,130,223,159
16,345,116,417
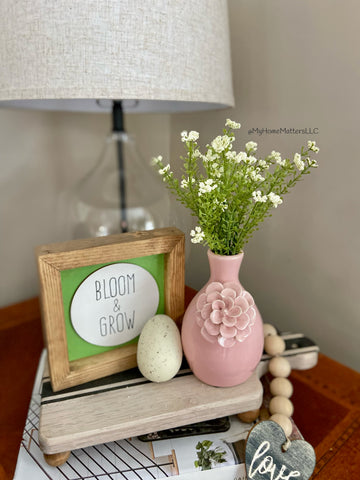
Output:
0,0,234,112
0,0,234,238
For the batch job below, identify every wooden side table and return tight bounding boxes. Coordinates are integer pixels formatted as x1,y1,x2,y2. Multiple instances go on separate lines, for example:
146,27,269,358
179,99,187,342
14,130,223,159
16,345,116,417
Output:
0,295,359,479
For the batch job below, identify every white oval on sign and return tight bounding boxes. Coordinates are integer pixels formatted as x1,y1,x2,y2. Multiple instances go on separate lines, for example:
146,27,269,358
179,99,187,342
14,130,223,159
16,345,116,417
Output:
70,263,160,347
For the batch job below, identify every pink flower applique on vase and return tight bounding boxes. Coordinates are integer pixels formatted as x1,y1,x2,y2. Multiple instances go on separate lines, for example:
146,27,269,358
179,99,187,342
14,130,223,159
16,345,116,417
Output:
196,282,256,348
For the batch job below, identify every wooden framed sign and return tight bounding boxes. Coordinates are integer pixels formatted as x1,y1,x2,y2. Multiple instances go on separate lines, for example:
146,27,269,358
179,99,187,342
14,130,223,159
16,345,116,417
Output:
36,227,185,392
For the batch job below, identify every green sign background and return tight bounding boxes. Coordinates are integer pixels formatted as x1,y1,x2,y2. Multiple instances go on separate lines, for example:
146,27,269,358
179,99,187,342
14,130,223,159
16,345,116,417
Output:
61,254,165,362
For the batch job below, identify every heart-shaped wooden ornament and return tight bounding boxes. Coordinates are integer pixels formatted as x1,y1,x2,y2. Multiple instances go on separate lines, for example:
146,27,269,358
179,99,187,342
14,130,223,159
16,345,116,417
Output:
245,420,316,480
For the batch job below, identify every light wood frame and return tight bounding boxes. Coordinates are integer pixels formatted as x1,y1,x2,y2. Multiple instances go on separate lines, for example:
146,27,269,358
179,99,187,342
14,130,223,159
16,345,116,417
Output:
36,227,185,392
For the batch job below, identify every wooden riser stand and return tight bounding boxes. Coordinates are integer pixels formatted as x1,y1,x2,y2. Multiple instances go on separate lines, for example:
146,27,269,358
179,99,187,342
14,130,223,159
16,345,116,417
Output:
39,332,319,466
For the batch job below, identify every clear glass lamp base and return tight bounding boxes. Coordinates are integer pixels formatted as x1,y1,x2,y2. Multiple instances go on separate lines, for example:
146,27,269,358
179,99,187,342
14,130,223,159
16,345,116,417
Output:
58,131,170,240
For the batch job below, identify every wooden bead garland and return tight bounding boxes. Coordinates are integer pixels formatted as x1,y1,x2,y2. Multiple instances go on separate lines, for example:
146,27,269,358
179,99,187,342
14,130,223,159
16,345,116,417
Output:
268,356,292,378
268,413,293,438
264,334,285,356
269,395,294,417
263,323,277,337
270,377,293,398
263,322,294,438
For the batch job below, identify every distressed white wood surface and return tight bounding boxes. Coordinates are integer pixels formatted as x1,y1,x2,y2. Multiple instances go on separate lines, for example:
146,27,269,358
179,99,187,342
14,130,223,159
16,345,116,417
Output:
39,332,318,455
39,370,262,453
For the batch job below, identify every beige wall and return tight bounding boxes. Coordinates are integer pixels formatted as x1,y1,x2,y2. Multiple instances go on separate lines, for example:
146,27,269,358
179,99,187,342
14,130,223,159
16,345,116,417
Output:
0,110,170,306
0,0,359,371
170,0,360,371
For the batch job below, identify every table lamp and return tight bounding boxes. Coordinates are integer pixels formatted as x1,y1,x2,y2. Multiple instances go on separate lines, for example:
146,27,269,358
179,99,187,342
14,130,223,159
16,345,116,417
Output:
0,0,234,238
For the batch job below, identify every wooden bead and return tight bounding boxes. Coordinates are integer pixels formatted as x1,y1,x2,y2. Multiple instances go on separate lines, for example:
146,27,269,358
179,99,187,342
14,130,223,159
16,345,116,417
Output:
237,408,260,423
264,335,286,356
270,413,293,437
263,323,277,336
269,395,294,417
270,377,293,398
268,356,291,378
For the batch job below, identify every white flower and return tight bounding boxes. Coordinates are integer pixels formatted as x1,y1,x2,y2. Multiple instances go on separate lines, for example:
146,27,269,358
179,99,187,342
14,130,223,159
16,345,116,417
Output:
211,163,224,178
293,153,305,171
225,119,241,129
190,226,205,244
225,151,237,161
188,130,199,142
235,151,247,164
268,192,283,208
246,155,257,165
245,141,258,154
181,131,188,142
211,135,232,153
204,149,218,163
193,149,201,158
307,140,320,153
151,155,163,166
247,167,265,182
181,130,199,143
252,190,268,203
253,172,265,182
198,179,217,196
180,177,195,189
269,150,286,166
258,159,270,169
307,157,319,168
159,164,171,175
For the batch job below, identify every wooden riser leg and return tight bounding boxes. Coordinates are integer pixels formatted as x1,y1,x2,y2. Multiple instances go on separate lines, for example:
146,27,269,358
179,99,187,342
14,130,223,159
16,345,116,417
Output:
237,408,261,423
43,451,71,466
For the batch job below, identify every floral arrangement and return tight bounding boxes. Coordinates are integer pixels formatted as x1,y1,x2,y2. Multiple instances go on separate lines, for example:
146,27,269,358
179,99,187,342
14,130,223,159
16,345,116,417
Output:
152,119,319,256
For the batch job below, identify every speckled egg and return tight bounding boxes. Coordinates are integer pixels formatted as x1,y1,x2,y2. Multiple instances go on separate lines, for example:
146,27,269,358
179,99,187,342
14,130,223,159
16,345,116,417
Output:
137,314,183,382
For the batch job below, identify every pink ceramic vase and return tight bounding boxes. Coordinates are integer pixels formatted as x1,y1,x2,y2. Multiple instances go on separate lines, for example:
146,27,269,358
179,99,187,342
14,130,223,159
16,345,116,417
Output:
181,250,264,387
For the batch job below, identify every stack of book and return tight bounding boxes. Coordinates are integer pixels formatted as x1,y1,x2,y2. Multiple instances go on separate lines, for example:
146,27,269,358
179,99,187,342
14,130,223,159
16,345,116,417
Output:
13,342,310,480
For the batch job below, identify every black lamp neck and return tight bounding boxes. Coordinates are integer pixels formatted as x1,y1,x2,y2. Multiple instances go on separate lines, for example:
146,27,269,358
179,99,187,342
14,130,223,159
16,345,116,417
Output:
112,100,125,133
